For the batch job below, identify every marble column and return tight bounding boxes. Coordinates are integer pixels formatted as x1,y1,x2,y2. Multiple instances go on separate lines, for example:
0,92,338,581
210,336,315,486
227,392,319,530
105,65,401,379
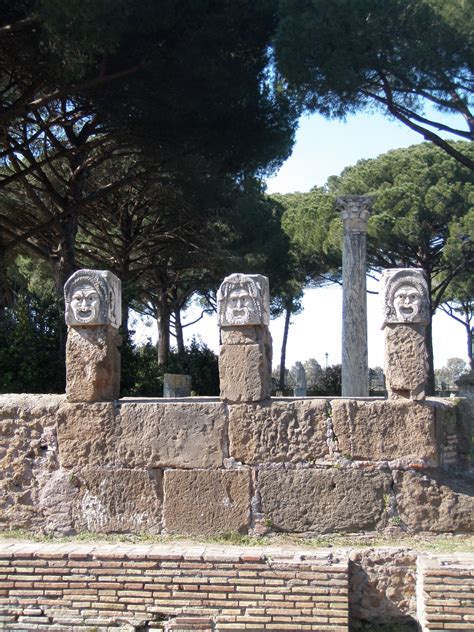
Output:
337,195,373,397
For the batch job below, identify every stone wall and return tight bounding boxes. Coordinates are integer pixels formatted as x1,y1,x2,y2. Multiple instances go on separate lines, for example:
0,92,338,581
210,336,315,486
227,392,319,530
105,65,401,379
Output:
0,394,472,537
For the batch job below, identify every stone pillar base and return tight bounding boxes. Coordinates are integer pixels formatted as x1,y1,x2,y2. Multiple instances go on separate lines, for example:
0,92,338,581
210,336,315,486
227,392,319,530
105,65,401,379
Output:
385,323,427,400
66,326,121,402
219,326,271,402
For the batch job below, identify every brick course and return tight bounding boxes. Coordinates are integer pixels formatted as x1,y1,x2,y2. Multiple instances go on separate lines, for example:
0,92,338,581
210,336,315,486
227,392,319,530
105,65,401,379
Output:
0,541,349,631
418,554,474,631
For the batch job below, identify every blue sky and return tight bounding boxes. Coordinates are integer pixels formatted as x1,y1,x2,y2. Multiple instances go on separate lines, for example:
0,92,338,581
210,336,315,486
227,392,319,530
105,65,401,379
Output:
135,109,469,371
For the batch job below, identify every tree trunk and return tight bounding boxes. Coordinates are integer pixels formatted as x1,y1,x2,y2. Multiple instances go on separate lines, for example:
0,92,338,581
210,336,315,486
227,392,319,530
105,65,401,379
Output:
279,303,292,392
121,301,130,342
425,318,435,395
425,272,435,395
466,321,473,373
157,300,170,365
50,146,86,296
174,307,185,355
0,246,12,322
50,209,78,296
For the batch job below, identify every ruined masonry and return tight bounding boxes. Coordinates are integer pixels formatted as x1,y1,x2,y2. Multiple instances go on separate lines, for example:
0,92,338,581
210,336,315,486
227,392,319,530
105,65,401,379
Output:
0,268,472,631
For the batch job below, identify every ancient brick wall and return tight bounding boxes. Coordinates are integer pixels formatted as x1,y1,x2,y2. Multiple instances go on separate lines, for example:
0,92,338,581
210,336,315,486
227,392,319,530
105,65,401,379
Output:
0,542,473,630
0,541,349,631
417,554,474,631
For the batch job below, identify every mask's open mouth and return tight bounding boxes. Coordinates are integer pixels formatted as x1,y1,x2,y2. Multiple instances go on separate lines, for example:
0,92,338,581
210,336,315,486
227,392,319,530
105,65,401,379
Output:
400,306,414,315
76,308,94,322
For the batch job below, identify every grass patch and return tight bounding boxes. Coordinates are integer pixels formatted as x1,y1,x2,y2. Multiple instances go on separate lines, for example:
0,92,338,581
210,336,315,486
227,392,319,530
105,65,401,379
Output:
1,529,473,552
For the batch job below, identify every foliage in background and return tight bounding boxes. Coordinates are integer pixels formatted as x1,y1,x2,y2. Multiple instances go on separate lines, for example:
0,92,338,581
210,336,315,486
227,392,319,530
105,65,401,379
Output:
0,257,65,393
274,0,474,169
122,337,219,398
435,357,468,390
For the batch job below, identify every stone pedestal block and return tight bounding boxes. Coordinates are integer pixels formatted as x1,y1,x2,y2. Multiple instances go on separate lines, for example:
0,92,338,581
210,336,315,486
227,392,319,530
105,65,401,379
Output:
221,326,258,345
163,469,251,536
384,323,428,399
66,326,121,402
259,468,390,533
219,340,271,402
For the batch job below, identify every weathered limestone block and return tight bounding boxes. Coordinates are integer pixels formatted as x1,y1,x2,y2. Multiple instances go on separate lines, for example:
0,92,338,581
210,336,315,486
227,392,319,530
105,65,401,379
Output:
66,326,121,402
72,467,162,534
331,399,438,463
116,402,226,468
259,468,390,533
228,399,328,464
349,548,417,626
37,470,79,535
221,326,258,345
384,323,428,399
456,372,474,420
56,402,117,468
219,343,271,402
394,471,474,532
0,394,62,531
163,469,251,535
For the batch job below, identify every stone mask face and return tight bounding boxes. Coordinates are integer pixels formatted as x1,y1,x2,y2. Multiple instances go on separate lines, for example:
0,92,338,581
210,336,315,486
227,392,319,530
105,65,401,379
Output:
64,269,122,328
70,283,101,324
393,284,422,322
225,287,256,325
381,268,429,327
217,273,269,327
